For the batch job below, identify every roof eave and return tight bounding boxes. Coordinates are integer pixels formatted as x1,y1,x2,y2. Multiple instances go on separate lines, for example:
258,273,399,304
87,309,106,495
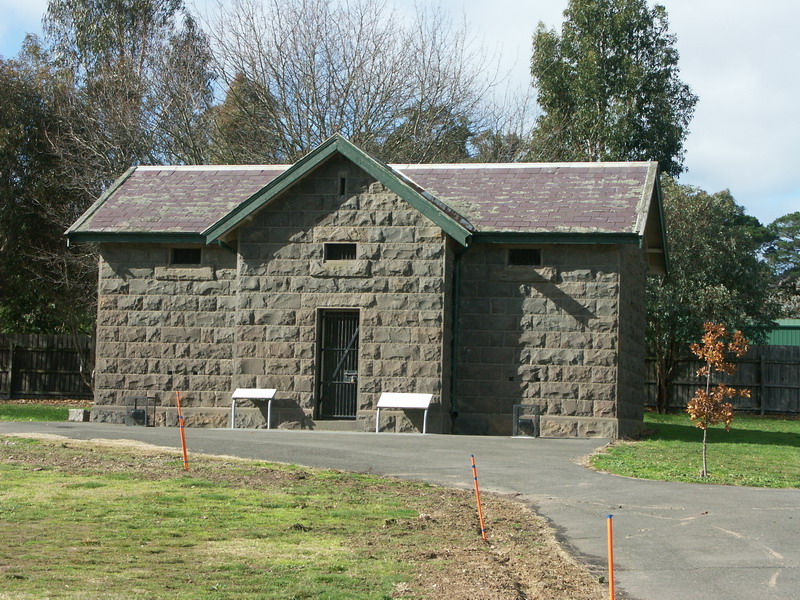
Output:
65,167,137,241
66,232,207,244
633,162,669,276
654,174,670,274
472,231,642,245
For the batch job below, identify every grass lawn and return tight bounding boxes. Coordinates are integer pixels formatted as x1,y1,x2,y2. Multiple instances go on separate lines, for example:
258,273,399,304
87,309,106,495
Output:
0,404,79,422
591,412,800,488
0,436,603,600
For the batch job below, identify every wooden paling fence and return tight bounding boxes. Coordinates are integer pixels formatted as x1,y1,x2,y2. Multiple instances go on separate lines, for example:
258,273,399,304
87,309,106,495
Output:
0,334,93,399
1,333,797,413
645,345,800,414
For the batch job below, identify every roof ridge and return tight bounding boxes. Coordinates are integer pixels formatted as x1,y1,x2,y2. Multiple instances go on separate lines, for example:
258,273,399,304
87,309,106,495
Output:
390,162,654,170
136,164,292,171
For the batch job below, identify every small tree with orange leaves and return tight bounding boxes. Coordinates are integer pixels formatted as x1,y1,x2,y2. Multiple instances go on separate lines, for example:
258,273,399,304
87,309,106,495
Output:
687,322,750,477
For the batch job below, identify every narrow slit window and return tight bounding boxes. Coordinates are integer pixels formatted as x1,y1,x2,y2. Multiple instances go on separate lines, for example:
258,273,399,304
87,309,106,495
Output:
339,176,347,195
507,248,541,266
324,243,357,261
171,247,202,265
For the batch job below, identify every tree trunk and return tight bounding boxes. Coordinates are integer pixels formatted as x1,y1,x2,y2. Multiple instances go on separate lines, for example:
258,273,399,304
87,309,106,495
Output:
656,377,668,413
701,428,708,477
655,358,672,413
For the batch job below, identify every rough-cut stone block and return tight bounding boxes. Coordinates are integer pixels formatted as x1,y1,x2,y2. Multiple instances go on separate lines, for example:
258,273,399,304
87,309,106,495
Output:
577,418,617,438
560,269,593,282
539,416,577,437
68,409,90,422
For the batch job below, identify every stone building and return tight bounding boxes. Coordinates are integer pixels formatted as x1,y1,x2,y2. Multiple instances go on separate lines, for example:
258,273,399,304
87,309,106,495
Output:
67,135,667,437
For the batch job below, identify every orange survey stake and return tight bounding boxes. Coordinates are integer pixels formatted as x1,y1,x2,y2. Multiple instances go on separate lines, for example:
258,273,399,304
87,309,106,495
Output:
471,454,487,542
176,390,189,471
607,514,615,600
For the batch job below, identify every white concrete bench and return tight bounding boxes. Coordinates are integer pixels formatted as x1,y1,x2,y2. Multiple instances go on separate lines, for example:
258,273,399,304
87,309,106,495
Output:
375,393,433,434
231,388,276,429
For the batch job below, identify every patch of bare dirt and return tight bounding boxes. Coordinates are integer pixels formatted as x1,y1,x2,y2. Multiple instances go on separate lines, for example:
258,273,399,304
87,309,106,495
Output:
387,490,606,600
0,434,606,600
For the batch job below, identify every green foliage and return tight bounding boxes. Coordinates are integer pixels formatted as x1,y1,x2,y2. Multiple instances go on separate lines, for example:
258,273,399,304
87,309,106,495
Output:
0,58,94,334
382,105,473,163
470,130,530,163
647,177,779,411
764,211,800,316
765,211,800,276
530,0,697,175
43,0,185,78
592,413,800,487
0,0,216,338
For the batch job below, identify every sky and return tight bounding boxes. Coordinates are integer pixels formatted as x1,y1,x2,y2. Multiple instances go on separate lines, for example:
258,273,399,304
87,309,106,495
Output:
1,0,798,226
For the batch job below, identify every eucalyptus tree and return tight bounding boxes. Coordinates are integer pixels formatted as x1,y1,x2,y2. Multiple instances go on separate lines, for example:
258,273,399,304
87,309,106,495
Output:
0,0,215,355
764,212,800,316
36,0,216,195
530,0,697,176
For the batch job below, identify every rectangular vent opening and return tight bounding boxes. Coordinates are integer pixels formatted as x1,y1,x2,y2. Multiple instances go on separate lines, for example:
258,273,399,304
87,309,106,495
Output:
324,243,357,261
508,248,542,266
171,247,202,265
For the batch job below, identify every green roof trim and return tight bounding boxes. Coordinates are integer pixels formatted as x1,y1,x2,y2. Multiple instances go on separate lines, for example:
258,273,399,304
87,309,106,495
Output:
471,232,641,245
201,134,474,247
66,232,206,244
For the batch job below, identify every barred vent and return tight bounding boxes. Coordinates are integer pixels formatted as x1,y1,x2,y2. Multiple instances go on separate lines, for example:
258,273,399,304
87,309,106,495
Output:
324,243,357,261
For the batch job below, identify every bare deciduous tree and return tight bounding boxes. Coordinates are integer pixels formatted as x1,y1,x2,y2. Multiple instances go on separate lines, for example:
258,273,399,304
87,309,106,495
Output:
208,0,506,163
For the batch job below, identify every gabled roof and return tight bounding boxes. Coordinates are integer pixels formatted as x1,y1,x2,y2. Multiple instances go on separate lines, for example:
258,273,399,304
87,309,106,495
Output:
201,135,474,245
66,135,667,269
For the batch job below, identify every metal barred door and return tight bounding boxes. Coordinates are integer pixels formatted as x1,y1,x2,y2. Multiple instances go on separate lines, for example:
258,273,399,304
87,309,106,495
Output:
318,310,359,419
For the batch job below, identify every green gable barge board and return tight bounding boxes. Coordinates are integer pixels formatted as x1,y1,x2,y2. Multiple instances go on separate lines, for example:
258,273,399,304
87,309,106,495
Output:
202,134,474,247
638,166,669,274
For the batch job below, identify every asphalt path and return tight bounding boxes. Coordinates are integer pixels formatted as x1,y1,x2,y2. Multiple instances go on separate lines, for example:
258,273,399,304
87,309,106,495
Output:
1,422,798,600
